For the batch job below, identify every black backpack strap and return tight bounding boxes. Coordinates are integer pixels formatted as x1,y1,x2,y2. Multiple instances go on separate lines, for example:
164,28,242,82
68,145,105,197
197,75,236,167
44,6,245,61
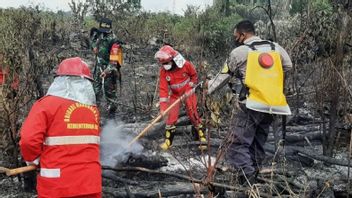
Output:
246,40,275,51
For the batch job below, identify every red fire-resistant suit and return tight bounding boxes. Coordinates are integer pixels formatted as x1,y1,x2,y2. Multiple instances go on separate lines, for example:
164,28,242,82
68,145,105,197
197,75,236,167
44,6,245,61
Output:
20,95,101,198
159,61,201,127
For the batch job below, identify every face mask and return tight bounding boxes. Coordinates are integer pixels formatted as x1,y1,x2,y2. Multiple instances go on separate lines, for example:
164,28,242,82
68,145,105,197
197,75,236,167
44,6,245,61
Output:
163,64,172,70
234,33,244,47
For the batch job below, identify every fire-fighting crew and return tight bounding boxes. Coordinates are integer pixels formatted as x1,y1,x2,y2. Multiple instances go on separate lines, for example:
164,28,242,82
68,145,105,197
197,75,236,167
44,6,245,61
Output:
19,57,102,198
207,20,292,184
155,45,207,151
90,17,123,118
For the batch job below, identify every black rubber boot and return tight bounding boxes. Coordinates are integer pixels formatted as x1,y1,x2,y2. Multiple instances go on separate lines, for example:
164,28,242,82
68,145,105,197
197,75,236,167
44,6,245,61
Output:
239,171,258,187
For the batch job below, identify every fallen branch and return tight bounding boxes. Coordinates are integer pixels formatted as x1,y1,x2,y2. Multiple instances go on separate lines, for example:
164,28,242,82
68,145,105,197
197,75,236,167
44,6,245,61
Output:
285,125,322,133
102,166,243,191
296,149,352,167
102,170,138,185
103,183,208,197
268,131,322,144
265,144,352,167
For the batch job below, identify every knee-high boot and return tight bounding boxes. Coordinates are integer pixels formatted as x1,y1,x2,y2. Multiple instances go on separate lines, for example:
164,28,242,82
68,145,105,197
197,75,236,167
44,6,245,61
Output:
160,125,176,151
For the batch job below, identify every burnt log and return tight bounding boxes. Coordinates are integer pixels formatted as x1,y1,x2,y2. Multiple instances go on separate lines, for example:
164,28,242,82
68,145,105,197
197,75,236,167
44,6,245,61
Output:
123,116,191,138
171,130,323,149
296,148,352,167
265,144,352,167
103,166,277,197
103,182,208,198
102,166,244,191
267,131,322,144
264,144,315,167
333,178,352,198
102,170,138,185
285,124,322,132
119,153,168,169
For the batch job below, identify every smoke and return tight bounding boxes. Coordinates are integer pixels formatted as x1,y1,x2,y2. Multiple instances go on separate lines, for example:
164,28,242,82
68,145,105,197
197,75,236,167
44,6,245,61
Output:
100,120,143,167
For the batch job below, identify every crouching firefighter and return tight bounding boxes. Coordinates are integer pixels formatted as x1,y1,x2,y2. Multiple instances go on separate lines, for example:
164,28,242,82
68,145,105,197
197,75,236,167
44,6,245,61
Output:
90,17,124,118
155,45,207,151
19,57,102,197
207,20,292,185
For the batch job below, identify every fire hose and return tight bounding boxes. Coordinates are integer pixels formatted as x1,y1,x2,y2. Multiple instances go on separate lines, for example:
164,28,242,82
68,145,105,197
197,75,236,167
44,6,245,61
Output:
0,164,37,176
128,82,203,146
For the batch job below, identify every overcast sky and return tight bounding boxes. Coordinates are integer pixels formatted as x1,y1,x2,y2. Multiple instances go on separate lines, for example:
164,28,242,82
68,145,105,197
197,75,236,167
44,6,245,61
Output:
0,0,213,15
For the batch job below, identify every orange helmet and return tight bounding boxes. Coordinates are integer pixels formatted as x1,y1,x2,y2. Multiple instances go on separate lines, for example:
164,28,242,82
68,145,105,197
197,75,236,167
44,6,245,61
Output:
154,45,178,64
56,57,93,80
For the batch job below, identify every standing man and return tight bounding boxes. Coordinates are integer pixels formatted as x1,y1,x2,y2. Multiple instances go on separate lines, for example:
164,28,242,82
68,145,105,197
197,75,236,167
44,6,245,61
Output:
208,20,292,184
20,57,102,197
155,45,207,151
91,18,123,118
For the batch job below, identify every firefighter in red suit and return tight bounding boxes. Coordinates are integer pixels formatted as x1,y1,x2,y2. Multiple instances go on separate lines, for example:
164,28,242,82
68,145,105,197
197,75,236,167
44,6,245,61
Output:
20,57,102,198
155,45,207,151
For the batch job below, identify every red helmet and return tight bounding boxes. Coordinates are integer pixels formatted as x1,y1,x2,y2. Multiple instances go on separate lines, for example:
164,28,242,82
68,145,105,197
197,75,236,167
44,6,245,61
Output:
154,45,178,64
56,57,93,80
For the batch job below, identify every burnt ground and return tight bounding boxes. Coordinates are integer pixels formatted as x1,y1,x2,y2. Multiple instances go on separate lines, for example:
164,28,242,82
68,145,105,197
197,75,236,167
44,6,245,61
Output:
1,43,352,197
96,111,352,198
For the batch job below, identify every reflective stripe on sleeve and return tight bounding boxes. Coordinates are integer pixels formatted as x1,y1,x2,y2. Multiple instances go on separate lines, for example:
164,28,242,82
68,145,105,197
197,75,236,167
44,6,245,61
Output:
160,97,169,103
25,157,40,166
40,168,60,178
170,78,190,89
44,135,100,146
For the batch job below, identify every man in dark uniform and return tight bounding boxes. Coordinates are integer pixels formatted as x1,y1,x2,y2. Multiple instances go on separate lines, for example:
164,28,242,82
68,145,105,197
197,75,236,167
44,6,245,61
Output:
208,20,292,185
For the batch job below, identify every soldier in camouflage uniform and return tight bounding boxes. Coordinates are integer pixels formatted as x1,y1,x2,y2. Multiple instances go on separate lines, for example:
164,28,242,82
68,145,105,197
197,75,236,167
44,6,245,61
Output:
90,18,122,118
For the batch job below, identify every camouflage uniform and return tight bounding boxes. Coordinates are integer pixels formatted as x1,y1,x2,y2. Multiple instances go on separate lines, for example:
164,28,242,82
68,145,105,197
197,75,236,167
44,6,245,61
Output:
91,30,121,117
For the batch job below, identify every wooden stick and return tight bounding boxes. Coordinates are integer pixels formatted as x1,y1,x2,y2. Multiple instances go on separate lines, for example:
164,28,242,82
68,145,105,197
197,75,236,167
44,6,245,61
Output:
0,165,37,176
128,84,200,146
128,96,183,146
0,166,9,174
128,113,163,146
